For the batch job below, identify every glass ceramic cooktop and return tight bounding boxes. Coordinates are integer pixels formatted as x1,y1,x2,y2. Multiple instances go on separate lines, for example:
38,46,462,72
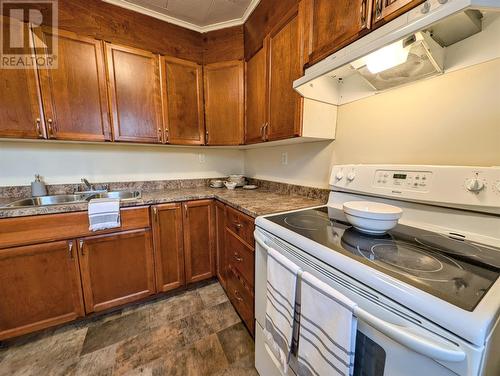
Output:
266,206,500,311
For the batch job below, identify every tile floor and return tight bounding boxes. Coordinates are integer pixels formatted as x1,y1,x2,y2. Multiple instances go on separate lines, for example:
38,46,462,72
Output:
0,282,258,376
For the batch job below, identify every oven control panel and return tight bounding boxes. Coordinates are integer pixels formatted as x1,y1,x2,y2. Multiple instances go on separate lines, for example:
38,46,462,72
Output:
373,170,433,191
330,165,500,215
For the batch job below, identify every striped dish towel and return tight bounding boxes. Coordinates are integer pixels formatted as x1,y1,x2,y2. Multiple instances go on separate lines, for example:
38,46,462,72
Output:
297,272,358,376
88,198,120,231
264,248,302,373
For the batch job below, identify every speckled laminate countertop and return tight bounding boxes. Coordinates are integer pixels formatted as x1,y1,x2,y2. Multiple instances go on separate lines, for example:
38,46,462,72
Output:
0,187,326,219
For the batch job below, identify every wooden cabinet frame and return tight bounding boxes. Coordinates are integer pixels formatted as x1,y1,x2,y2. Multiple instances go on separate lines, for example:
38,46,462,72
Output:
0,240,84,340
203,60,245,145
36,28,112,141
151,203,185,292
160,56,205,145
105,43,164,143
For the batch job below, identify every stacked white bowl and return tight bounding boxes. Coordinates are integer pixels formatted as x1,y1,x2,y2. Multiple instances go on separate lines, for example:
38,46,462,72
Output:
343,201,403,235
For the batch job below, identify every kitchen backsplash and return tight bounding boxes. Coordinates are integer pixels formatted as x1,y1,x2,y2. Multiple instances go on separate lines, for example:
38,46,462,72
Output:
0,177,330,202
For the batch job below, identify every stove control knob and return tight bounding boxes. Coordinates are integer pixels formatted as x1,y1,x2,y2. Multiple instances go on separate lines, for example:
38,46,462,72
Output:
347,171,356,182
335,170,344,181
465,178,485,193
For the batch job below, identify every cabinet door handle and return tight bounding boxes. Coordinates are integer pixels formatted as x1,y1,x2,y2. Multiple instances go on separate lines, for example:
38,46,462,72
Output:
79,240,84,256
153,206,158,217
47,118,55,138
35,118,43,138
375,0,382,20
264,123,269,141
164,128,169,143
158,127,163,143
233,252,243,262
260,124,265,141
234,290,243,302
360,0,367,27
205,130,209,144
68,240,74,259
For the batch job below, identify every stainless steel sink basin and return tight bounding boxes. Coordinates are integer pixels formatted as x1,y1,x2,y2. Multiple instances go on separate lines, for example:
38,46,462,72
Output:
87,191,142,200
3,191,141,208
4,194,87,208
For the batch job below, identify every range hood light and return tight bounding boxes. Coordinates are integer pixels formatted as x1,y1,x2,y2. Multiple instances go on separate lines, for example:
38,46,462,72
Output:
365,40,410,74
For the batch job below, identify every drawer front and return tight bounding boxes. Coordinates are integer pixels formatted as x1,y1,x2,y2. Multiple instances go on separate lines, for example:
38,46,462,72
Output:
0,206,150,249
227,265,254,335
225,206,255,247
226,228,254,287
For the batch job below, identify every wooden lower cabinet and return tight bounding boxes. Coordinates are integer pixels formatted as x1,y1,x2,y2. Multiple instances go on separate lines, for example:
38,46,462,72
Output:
183,200,216,283
78,229,156,313
215,201,227,289
216,202,256,335
152,203,185,292
0,240,85,340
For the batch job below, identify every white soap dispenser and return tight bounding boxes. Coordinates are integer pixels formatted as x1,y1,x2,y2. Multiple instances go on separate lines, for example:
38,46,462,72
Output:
31,174,48,197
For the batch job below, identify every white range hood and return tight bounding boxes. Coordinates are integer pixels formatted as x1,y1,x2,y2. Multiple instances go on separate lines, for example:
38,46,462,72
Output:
294,0,500,105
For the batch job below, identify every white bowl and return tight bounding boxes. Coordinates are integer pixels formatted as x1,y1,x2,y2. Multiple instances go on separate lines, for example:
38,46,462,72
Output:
343,201,402,234
224,181,238,190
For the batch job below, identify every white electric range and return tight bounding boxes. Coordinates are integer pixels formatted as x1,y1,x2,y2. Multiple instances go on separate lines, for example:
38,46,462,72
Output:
254,165,500,376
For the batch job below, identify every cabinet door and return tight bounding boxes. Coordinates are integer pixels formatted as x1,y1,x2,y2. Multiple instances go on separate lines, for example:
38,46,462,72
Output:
0,17,45,139
161,56,205,145
106,43,163,143
0,240,84,340
372,0,424,27
204,60,244,145
215,201,227,289
152,203,185,292
245,46,268,144
78,229,155,313
307,0,372,66
267,8,303,141
36,29,111,141
183,200,216,283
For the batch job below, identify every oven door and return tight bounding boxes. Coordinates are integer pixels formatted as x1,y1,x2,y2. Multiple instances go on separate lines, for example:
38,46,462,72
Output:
254,229,483,376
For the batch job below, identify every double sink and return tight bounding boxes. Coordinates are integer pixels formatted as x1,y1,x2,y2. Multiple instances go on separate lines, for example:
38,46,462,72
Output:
3,190,141,208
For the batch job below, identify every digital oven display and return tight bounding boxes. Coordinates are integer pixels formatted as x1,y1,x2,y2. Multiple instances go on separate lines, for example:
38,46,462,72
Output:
393,173,407,179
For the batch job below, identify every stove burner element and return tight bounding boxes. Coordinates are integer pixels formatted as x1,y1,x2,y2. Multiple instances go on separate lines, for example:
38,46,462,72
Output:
370,243,444,273
283,214,330,231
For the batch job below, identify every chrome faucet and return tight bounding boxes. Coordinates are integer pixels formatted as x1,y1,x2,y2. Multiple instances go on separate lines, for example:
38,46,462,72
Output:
81,178,94,191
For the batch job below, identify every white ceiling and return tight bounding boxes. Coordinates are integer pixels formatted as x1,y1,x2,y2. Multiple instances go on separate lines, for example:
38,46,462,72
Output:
104,0,260,32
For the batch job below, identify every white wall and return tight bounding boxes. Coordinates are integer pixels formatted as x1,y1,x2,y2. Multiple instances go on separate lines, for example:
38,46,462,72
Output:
244,58,500,188
0,141,244,186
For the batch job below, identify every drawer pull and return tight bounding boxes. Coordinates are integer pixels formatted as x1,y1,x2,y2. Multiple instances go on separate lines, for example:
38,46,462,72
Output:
234,222,242,229
234,290,243,302
233,252,243,262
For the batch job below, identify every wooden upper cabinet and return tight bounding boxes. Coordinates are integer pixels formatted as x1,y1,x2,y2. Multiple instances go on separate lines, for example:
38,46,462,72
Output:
78,229,155,313
267,7,303,141
152,203,185,292
183,200,216,283
160,56,205,145
105,43,163,143
306,0,372,66
372,0,424,27
204,60,244,145
36,29,111,141
0,240,84,340
0,17,45,140
245,46,268,144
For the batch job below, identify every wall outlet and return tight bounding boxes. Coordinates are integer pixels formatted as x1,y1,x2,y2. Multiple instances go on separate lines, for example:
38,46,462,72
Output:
281,152,288,165
198,153,206,163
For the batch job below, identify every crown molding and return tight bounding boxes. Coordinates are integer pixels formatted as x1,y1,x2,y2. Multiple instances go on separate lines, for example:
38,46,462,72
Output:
103,0,260,33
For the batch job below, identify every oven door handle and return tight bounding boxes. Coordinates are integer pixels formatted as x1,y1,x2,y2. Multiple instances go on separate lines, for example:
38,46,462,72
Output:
354,308,466,362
